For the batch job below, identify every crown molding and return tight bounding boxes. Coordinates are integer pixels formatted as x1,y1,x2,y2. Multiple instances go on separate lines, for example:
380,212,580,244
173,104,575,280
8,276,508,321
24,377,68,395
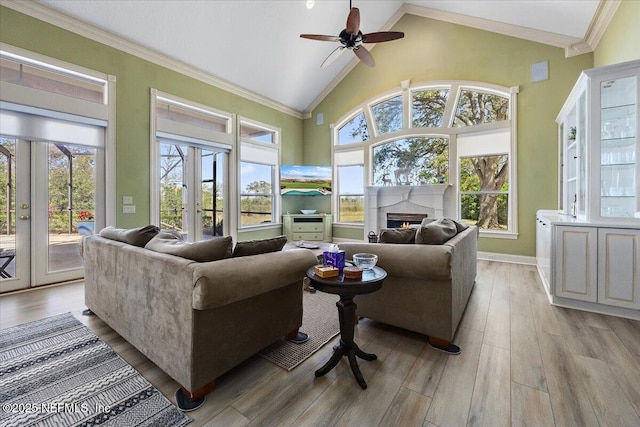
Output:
403,4,583,51
0,0,307,119
583,0,622,52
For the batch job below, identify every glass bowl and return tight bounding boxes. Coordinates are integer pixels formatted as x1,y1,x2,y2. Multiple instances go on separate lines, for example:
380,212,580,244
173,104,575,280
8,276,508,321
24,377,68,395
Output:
300,210,317,215
352,253,378,270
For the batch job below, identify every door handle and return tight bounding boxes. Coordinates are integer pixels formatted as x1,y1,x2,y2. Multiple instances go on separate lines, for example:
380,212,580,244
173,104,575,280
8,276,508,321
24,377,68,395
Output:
21,203,29,209
20,215,30,220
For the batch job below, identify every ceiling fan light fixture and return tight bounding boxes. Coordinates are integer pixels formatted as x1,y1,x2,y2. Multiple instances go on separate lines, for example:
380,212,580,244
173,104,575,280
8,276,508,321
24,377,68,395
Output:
300,4,405,68
306,0,315,10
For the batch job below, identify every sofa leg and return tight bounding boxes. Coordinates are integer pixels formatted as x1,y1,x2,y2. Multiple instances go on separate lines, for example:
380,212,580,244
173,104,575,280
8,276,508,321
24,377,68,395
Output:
81,308,94,316
428,337,461,355
286,328,309,344
175,380,215,412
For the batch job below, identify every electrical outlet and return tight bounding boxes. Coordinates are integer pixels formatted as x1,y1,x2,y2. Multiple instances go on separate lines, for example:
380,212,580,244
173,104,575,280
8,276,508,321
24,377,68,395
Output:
122,196,133,205
123,205,136,214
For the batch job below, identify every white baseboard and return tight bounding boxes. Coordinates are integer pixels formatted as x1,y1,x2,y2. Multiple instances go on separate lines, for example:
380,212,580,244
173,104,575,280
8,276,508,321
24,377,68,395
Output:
478,251,536,265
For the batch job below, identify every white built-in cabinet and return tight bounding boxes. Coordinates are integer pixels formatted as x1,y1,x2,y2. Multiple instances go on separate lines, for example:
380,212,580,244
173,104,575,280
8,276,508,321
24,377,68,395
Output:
556,59,639,221
537,60,640,320
537,211,640,319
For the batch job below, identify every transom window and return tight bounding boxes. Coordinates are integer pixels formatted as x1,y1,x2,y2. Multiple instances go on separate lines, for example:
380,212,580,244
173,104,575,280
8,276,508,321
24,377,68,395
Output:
333,81,518,237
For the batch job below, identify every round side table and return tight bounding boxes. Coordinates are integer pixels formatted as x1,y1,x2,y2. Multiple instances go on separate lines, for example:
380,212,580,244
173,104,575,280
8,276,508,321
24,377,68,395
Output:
305,265,387,389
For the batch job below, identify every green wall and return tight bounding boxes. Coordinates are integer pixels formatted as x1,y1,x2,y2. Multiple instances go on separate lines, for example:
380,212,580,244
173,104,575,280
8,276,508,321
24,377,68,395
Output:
303,14,594,257
0,6,303,238
594,0,640,67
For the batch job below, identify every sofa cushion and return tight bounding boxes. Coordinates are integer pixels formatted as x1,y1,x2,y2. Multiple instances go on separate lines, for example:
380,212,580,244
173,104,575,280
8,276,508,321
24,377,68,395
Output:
378,227,417,244
415,218,458,245
145,234,232,262
233,235,287,257
99,225,159,247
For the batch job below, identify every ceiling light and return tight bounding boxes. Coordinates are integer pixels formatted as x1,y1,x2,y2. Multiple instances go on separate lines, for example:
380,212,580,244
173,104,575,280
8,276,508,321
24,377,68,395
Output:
306,0,315,9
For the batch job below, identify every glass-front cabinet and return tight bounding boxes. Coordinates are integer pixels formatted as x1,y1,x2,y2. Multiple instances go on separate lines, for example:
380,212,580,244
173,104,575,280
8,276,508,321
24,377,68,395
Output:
557,59,639,222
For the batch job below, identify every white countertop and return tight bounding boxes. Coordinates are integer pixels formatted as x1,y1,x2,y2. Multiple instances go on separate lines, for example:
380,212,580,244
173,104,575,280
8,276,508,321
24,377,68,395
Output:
536,209,640,229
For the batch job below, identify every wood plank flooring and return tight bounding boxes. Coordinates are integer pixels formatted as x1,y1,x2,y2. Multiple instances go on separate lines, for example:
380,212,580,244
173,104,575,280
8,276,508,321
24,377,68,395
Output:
1,260,639,426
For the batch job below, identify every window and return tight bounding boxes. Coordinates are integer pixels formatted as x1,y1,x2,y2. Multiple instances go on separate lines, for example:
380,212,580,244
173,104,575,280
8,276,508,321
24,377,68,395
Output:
371,95,403,135
151,91,232,241
332,81,518,237
337,165,364,223
412,88,449,128
460,155,509,230
239,119,280,227
453,89,509,127
337,112,369,145
373,137,448,186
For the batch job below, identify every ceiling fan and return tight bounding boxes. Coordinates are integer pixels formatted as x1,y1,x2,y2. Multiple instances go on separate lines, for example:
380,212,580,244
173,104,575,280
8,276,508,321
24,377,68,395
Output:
300,1,404,68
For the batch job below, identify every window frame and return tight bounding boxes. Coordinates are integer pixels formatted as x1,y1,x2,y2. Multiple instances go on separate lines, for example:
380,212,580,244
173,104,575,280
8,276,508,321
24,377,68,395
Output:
237,117,281,230
332,80,519,238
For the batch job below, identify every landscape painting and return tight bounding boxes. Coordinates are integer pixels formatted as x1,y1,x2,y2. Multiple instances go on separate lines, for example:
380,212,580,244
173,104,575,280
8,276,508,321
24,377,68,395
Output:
281,165,332,196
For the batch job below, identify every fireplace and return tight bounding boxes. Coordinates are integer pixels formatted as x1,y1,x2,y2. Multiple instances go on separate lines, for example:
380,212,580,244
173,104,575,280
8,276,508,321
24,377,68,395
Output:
363,184,453,237
386,213,427,228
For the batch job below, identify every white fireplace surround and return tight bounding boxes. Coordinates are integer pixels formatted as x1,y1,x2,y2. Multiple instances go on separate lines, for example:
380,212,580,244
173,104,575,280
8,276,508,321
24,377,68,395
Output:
364,184,454,234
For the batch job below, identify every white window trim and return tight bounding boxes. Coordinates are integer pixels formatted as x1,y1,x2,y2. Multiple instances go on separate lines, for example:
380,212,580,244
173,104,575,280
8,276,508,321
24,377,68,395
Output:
150,89,235,239
238,117,281,229
332,80,519,237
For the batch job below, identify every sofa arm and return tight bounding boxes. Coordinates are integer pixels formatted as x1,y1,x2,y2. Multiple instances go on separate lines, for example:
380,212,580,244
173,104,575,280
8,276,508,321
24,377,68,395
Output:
339,242,453,280
191,249,318,310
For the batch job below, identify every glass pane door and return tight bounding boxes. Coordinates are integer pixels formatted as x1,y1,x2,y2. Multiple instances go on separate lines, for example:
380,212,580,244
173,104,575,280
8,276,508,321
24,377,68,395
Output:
600,76,637,218
200,149,224,238
0,137,30,292
159,141,227,241
46,143,96,273
159,142,188,236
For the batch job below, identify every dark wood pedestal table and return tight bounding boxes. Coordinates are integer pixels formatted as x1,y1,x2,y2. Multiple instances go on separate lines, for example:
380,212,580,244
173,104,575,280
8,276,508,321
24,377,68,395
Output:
305,265,387,389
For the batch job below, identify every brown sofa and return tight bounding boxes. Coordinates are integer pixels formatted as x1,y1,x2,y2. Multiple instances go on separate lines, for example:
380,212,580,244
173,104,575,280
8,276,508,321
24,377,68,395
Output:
82,234,317,409
339,225,478,353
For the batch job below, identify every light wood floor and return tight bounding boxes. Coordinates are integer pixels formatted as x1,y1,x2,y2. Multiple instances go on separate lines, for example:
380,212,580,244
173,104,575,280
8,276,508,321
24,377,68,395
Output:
1,260,639,426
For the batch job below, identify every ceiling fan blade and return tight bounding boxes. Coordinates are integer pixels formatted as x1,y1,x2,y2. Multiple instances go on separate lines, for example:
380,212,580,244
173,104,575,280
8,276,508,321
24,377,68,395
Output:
321,46,346,68
354,46,375,67
346,7,360,34
300,34,341,42
362,31,405,43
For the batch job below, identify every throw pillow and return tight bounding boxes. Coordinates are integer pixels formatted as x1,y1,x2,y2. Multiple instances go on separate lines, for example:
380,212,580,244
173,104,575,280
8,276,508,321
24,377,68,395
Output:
145,235,233,262
415,218,457,245
99,225,160,247
378,227,417,244
233,235,287,257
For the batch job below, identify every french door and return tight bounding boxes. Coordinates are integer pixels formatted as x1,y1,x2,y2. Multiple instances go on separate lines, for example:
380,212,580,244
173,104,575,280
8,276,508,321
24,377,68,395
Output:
0,135,103,293
158,140,227,241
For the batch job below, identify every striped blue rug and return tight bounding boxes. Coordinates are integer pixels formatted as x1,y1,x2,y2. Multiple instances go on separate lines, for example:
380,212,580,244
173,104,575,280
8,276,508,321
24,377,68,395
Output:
0,312,190,426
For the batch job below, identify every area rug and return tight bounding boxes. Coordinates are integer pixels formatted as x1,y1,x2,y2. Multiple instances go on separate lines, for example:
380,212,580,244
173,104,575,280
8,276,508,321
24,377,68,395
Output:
259,291,340,371
0,313,190,427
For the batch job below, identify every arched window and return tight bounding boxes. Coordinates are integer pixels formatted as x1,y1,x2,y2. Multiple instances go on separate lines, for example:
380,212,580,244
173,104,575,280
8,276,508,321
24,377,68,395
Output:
332,81,518,237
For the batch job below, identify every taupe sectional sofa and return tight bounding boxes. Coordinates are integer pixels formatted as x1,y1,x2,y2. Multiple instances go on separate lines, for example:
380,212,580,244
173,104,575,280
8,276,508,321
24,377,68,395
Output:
339,223,478,354
82,230,317,410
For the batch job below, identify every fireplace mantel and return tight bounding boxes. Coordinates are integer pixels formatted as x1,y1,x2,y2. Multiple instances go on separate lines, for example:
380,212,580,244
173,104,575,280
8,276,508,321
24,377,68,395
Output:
364,185,453,235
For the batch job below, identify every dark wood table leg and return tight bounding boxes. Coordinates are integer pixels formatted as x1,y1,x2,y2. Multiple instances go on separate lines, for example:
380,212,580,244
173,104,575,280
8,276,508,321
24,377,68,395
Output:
315,296,376,389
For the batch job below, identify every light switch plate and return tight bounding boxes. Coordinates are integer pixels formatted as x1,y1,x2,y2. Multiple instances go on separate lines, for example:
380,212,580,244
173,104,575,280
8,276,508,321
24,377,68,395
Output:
123,205,136,214
122,196,133,205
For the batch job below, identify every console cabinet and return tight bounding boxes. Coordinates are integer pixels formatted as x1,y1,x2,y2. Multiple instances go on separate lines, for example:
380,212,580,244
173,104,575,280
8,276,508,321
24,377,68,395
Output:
536,210,640,319
282,214,332,242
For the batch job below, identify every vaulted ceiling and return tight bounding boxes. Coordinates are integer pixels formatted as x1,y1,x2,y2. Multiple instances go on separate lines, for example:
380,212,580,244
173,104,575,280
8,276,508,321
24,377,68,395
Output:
19,1,604,116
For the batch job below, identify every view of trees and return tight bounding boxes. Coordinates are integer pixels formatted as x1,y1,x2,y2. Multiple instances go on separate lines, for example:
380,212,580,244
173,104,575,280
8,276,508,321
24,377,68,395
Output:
340,88,510,229
0,138,96,235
